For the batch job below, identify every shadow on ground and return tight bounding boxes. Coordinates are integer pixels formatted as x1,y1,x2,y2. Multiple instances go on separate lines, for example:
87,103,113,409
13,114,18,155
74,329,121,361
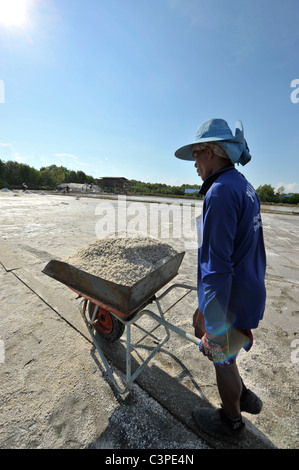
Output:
87,337,276,450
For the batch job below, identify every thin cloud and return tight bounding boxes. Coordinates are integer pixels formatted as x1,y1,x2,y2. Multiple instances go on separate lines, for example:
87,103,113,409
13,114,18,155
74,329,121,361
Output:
0,142,17,153
0,142,24,162
275,182,299,193
54,152,90,167
54,153,77,159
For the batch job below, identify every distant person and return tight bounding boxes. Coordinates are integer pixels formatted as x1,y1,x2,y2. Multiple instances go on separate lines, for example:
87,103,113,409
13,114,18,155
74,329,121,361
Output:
66,185,70,193
174,118,266,441
21,182,28,191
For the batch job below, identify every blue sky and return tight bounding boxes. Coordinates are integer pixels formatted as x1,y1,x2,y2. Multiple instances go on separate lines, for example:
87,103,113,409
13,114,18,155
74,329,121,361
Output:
0,0,298,191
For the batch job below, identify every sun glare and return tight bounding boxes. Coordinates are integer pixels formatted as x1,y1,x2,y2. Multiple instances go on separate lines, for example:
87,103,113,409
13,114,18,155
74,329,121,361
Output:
0,0,27,27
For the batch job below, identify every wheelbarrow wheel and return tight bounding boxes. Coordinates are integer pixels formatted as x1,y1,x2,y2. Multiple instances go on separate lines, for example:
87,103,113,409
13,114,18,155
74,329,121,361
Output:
88,301,125,342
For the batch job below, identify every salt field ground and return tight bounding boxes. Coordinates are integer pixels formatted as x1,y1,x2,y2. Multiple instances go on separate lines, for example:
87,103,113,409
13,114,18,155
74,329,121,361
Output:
0,190,298,450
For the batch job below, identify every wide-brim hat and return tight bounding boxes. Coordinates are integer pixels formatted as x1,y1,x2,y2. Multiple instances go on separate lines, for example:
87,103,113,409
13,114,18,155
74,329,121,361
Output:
174,118,251,166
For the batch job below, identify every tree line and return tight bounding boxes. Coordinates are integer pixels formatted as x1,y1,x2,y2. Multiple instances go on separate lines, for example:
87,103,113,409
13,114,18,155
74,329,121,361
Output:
0,159,202,197
255,184,299,205
129,180,201,197
130,181,299,203
0,159,298,204
0,160,95,189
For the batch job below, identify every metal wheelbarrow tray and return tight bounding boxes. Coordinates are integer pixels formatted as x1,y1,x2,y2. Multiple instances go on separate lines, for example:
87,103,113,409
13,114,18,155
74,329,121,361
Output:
43,252,185,319
42,251,199,393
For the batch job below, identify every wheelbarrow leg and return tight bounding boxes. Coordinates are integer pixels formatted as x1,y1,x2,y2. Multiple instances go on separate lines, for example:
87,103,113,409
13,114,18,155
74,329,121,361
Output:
78,284,199,394
80,299,171,394
125,320,132,390
124,311,170,388
80,298,129,394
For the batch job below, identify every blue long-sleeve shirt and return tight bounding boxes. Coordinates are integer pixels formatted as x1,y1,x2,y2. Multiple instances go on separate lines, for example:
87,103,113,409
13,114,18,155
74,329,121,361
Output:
197,166,266,335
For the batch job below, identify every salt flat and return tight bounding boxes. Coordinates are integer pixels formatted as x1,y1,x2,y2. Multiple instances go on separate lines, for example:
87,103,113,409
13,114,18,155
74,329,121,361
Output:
0,190,298,449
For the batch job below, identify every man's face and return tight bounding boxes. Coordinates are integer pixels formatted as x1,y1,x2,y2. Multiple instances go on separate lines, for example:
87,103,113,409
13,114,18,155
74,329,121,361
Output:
193,144,212,181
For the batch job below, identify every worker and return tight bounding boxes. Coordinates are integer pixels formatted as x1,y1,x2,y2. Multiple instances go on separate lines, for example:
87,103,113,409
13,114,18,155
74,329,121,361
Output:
174,118,266,441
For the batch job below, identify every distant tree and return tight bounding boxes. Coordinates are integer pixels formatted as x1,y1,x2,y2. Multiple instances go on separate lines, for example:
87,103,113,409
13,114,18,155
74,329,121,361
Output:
276,186,285,195
0,158,8,187
4,161,22,186
39,167,56,188
256,184,277,203
68,170,78,183
76,170,88,183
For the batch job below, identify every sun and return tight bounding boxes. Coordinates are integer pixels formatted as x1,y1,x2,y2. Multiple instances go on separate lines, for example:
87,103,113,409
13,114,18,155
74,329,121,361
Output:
0,0,28,27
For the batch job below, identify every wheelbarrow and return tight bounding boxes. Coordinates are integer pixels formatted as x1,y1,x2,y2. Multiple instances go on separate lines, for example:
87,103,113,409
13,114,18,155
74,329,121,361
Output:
42,251,200,393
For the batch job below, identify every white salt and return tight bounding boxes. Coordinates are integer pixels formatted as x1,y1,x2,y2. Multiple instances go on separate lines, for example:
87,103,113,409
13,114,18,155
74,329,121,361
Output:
64,235,178,286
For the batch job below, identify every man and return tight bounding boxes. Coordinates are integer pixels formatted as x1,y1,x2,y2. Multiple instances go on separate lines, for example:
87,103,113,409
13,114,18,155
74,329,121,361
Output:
175,118,266,441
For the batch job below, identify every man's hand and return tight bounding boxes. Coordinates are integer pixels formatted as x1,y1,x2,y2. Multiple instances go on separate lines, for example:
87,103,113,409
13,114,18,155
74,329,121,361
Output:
199,332,229,364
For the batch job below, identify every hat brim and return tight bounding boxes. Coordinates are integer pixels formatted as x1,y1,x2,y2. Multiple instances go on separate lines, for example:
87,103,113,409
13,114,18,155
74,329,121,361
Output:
174,135,232,161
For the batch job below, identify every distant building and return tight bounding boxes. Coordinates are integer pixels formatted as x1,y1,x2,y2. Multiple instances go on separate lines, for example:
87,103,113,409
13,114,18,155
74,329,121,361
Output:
95,177,129,193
